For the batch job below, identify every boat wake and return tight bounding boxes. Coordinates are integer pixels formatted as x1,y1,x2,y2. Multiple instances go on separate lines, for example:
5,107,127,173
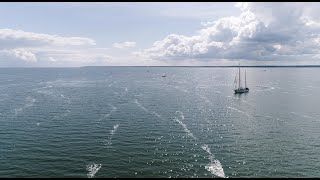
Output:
134,99,163,119
110,124,119,136
105,124,120,148
86,162,102,178
205,158,226,178
174,111,226,178
290,112,313,119
99,104,117,121
174,111,198,140
255,85,276,91
227,106,251,118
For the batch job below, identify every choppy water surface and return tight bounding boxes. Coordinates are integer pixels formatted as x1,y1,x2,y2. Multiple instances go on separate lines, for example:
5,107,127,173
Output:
0,67,320,178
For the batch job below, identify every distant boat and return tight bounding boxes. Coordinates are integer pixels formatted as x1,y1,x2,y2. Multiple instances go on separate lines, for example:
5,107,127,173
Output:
162,74,166,77
234,63,249,94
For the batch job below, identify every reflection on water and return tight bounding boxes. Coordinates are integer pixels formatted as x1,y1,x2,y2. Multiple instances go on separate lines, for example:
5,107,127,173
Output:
0,67,319,178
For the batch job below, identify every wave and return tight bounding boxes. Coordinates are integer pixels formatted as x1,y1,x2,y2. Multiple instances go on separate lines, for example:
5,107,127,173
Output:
86,163,102,178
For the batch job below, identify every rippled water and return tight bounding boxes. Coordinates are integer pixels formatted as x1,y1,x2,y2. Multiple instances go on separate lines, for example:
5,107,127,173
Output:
1,67,320,178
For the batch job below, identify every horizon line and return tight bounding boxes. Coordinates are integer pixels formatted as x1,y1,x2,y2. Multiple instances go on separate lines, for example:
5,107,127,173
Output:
1,65,320,68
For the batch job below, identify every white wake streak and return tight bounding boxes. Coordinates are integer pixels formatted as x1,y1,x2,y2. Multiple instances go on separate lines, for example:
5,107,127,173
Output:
86,163,102,178
174,111,226,178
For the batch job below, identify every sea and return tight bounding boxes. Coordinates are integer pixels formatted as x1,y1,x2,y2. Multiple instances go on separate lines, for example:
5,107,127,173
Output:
0,67,320,178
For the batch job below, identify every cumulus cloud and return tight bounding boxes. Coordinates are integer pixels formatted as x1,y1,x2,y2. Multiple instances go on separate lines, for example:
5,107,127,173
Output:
0,48,37,63
113,41,136,49
138,2,320,63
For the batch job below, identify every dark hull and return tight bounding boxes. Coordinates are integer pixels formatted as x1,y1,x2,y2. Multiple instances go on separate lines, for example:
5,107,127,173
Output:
234,88,249,94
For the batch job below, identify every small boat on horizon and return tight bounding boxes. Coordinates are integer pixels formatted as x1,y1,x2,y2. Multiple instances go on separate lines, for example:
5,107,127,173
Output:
162,74,167,77
234,63,249,94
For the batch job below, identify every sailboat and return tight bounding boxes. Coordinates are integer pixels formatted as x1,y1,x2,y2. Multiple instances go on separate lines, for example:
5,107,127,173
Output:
234,63,249,94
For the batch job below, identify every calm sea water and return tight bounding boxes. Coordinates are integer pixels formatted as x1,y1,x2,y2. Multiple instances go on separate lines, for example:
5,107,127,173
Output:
0,67,320,178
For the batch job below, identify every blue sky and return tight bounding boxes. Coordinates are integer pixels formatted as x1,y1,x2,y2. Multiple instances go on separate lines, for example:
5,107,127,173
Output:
1,2,320,66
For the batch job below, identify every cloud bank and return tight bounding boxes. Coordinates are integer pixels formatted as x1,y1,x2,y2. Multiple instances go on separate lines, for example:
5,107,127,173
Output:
137,2,320,64
0,28,113,66
2,2,320,66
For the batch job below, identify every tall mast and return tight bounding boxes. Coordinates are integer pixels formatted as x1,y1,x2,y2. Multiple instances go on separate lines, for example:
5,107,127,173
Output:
238,63,241,89
245,70,247,88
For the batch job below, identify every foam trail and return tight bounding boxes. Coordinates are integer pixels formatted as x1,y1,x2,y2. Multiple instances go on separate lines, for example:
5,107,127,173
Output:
134,99,148,113
105,124,120,147
265,115,280,120
174,111,197,140
60,94,71,104
152,112,162,118
134,99,164,120
100,104,117,121
110,124,119,136
174,117,198,140
205,159,226,178
227,106,250,117
290,112,313,119
108,104,117,112
86,163,102,178
201,144,212,155
174,111,226,178
202,144,226,178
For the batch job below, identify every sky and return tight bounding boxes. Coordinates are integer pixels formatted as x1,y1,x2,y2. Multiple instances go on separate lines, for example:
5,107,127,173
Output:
1,2,320,67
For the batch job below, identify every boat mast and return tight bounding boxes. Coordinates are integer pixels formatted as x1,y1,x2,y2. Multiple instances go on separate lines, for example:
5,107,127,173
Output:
245,70,247,88
238,63,241,89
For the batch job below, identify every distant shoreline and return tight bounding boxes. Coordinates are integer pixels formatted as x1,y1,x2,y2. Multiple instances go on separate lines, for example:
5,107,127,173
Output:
1,65,320,68
83,65,320,68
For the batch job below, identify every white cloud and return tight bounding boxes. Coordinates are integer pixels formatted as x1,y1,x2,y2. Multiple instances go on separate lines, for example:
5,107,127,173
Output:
137,2,320,64
0,28,114,67
0,28,96,48
113,41,136,49
0,48,37,63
